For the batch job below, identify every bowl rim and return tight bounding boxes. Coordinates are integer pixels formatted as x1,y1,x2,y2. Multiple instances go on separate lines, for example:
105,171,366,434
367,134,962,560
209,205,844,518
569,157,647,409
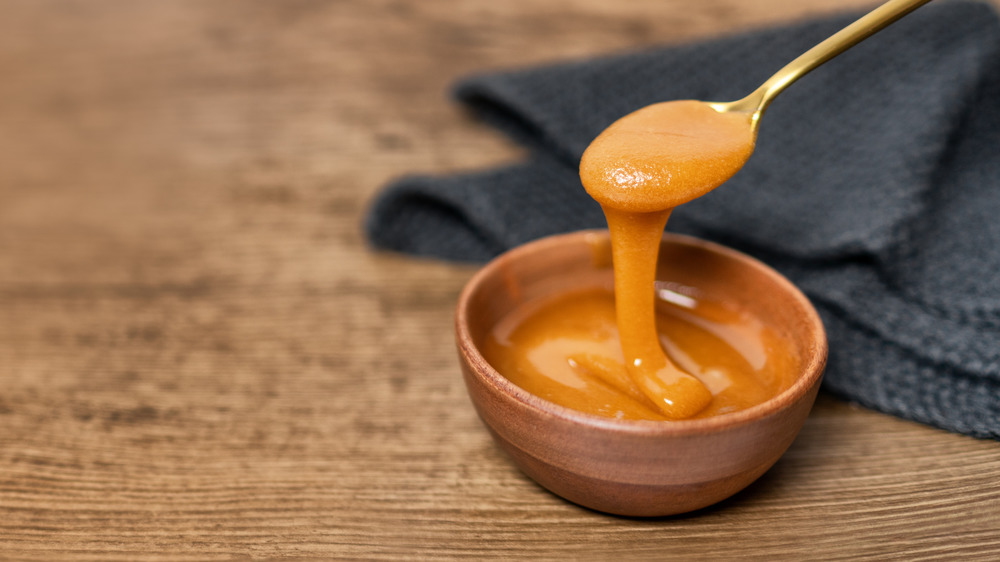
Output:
455,229,828,437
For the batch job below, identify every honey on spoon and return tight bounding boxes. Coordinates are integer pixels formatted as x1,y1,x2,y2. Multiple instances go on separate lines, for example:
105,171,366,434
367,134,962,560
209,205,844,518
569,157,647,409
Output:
503,0,934,420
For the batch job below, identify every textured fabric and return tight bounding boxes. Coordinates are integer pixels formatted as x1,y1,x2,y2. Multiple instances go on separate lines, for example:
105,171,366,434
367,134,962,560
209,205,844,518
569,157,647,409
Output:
365,1,1000,439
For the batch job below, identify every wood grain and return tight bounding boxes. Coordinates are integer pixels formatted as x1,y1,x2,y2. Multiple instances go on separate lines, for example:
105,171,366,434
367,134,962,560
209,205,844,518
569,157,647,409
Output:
1,0,998,559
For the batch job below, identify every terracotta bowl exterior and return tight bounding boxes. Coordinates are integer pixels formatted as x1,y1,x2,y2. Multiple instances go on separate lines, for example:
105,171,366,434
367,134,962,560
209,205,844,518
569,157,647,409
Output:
455,230,827,517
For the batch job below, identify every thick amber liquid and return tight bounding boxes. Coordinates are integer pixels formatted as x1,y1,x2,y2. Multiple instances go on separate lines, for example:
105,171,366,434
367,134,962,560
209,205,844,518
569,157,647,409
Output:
485,100,772,420
577,100,757,418
482,285,798,421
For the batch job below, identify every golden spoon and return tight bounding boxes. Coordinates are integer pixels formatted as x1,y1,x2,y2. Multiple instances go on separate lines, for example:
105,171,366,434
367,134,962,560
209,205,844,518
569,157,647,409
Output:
578,0,934,420
710,0,934,131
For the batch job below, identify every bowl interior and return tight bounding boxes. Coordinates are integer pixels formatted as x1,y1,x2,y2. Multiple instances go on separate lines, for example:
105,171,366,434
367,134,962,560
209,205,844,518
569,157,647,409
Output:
459,230,826,431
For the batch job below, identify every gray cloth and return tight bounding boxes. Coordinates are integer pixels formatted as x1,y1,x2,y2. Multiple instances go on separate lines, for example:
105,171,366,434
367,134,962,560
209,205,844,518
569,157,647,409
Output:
365,1,1000,439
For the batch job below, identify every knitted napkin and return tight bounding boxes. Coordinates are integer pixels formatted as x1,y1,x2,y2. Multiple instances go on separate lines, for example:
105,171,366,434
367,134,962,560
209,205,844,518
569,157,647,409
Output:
366,1,1000,439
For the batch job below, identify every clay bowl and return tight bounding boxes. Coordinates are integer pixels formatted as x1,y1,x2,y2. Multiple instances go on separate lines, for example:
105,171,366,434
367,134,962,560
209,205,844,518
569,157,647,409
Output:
455,230,827,517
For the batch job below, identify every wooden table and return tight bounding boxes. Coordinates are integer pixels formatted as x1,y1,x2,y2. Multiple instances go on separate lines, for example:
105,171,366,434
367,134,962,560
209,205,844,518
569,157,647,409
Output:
2,0,998,558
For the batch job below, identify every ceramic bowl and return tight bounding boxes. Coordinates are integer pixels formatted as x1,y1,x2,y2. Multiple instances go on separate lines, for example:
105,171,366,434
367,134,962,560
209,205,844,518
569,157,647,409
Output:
455,230,827,517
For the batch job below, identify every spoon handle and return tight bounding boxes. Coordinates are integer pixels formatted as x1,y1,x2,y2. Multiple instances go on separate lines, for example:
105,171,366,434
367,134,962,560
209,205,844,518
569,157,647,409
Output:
718,0,934,122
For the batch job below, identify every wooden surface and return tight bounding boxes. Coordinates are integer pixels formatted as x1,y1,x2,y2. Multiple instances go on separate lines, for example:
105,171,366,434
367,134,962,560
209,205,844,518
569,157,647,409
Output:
2,0,998,559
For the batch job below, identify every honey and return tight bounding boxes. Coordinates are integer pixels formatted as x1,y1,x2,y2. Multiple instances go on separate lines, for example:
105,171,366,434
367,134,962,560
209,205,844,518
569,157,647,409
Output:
485,100,774,420
482,284,798,420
